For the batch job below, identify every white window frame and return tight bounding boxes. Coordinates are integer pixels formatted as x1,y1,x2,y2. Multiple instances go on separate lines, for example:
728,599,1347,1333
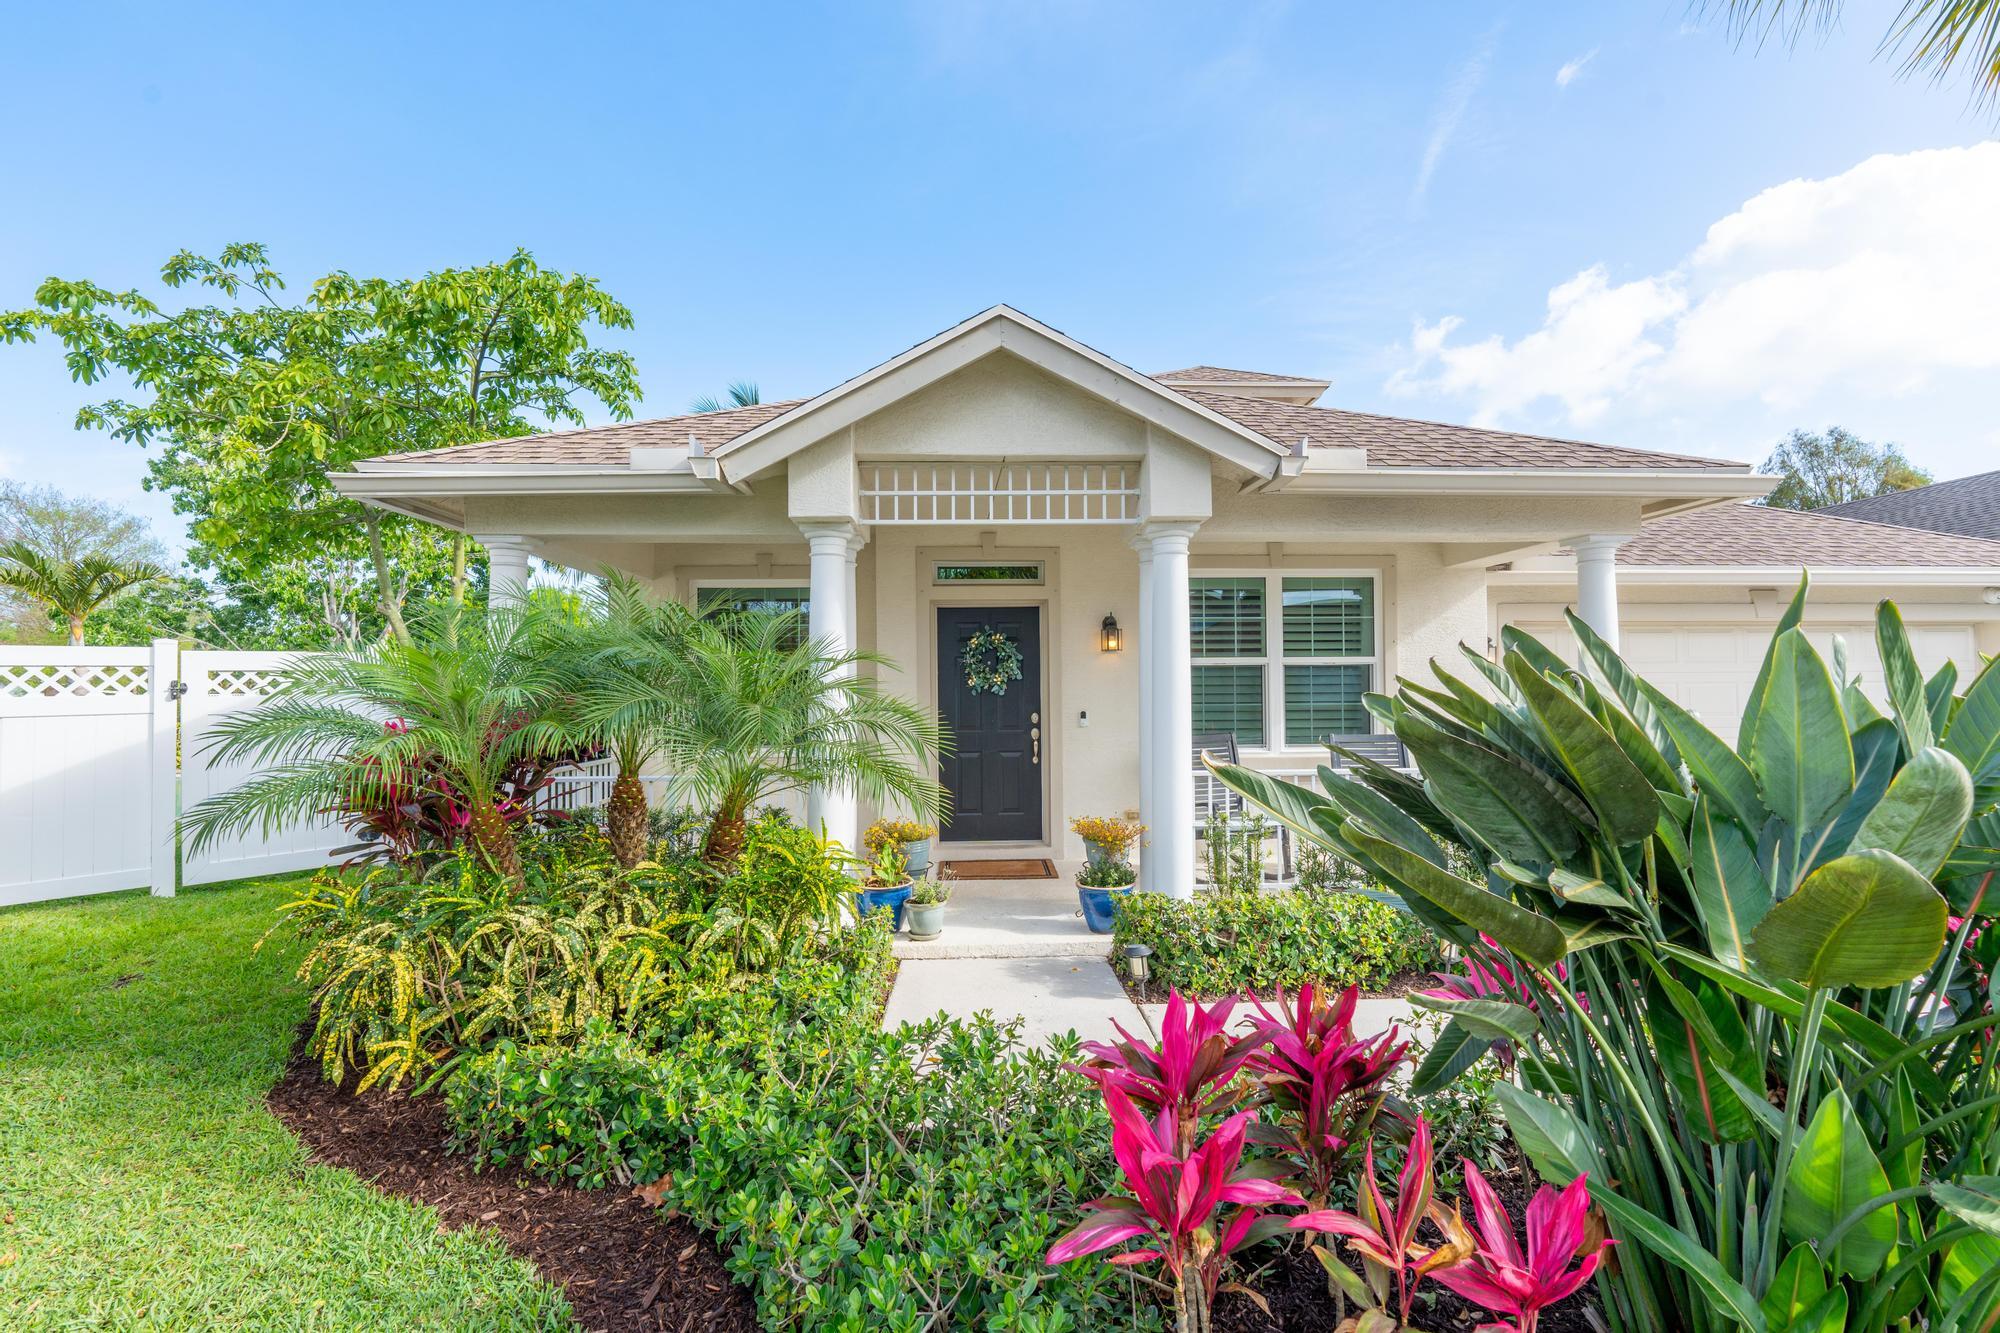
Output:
1190,569,1383,756
688,578,812,615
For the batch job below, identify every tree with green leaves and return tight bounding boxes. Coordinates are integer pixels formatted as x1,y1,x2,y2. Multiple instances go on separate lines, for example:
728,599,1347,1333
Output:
0,541,167,645
1707,0,2000,104
689,381,760,413
1759,426,1932,511
1,244,642,645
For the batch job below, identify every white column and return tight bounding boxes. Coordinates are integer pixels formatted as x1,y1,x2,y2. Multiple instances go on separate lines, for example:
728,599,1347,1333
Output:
800,521,860,855
477,535,535,608
1570,534,1632,653
1129,535,1157,892
1144,522,1201,899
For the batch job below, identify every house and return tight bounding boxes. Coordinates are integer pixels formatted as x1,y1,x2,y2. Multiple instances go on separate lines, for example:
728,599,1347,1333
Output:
1818,469,2000,542
332,306,2000,893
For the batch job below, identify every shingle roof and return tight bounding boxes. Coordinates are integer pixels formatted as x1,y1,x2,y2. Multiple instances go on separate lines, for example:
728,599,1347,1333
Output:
1620,502,2000,567
1152,365,1327,386
1817,471,2000,542
369,399,809,465
1177,391,1741,470
365,376,1745,473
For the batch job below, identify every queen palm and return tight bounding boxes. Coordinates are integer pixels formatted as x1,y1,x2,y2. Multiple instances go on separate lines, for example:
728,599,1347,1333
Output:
589,607,949,867
179,601,573,883
0,540,166,645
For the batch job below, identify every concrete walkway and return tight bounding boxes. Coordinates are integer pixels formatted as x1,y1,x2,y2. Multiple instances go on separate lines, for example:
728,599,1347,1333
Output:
882,955,1145,1049
891,866,1103,960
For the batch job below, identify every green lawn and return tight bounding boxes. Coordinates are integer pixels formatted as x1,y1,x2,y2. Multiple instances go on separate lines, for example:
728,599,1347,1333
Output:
0,876,574,1331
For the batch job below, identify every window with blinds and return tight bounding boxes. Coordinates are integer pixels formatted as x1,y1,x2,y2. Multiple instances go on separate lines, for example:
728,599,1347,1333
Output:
695,586,811,648
1187,572,1379,752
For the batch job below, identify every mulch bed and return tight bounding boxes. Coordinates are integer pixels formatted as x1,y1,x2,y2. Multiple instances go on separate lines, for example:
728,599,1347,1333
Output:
1213,1153,1598,1333
267,1039,758,1333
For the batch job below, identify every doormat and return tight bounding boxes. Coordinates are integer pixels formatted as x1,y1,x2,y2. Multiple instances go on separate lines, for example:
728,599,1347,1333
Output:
940,858,1057,880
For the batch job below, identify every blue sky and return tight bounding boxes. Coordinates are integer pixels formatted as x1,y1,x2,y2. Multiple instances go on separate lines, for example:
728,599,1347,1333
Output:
2,2,1994,553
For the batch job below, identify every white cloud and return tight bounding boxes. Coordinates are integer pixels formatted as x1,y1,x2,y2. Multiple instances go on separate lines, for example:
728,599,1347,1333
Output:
1388,143,2000,432
1414,29,1498,206
1555,49,1597,88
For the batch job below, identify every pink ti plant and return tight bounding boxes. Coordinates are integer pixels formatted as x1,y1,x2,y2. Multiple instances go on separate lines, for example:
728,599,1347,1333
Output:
1427,1162,1614,1333
1073,989,1266,1153
1291,1117,1472,1329
1047,1087,1303,1333
1423,936,1575,1072
1246,983,1409,1208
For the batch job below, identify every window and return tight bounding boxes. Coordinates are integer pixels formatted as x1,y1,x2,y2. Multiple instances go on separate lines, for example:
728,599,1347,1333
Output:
1189,573,1378,751
695,585,810,648
933,562,1045,585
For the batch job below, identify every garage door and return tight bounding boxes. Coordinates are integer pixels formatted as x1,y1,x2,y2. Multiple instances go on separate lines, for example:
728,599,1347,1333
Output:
1502,617,1977,746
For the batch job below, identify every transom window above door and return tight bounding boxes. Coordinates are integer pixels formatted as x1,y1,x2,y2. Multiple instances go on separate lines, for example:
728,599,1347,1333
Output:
1189,574,1378,751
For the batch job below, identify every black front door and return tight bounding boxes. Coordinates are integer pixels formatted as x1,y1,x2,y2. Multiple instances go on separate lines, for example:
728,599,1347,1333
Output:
937,606,1044,842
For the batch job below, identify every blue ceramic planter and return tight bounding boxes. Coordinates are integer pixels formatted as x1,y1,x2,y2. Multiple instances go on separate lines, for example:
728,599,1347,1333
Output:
1077,884,1133,934
856,882,912,931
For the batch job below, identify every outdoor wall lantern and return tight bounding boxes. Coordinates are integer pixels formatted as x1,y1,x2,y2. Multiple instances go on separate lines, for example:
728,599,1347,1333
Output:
1100,612,1122,653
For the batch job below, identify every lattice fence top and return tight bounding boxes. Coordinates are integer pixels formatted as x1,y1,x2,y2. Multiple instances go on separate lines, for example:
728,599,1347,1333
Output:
0,661,149,699
204,667,287,697
859,462,1140,524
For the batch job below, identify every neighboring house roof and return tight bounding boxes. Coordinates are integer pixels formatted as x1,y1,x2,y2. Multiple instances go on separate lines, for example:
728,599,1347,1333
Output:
1817,470,2000,541
1619,502,2000,567
400,399,809,466
1179,392,1740,471
1151,365,1325,385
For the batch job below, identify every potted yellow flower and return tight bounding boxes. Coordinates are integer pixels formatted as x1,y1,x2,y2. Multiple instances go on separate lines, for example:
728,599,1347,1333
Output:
864,817,938,877
1070,815,1143,866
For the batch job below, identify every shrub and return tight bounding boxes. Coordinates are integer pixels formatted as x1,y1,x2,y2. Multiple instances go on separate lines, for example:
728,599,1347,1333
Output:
449,928,1158,1332
1111,889,1444,997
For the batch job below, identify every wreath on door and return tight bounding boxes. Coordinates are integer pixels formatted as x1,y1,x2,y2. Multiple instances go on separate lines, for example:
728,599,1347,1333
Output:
960,626,1023,696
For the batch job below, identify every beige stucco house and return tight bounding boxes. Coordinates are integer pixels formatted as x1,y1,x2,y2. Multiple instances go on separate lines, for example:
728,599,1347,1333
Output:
333,306,2000,894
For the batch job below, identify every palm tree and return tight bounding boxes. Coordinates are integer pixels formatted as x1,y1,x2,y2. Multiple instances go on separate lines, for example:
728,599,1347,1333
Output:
589,608,949,867
688,381,761,414
0,541,167,645
548,573,696,868
179,602,574,884
1707,1,2000,102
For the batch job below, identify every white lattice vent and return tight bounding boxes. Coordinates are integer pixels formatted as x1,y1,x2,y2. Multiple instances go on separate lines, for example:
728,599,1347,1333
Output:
859,462,1140,524
0,663,150,698
206,668,286,697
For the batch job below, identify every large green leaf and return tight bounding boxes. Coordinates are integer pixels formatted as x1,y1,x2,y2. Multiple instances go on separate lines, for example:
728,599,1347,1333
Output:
1747,629,1855,837
1850,745,1974,878
1740,574,1812,766
1814,717,1901,869
1408,993,1541,1044
1647,968,1763,1143
1927,658,1960,738
1782,1086,1897,1278
1591,1187,1771,1333
1409,1019,1492,1096
1203,758,1335,849
1878,600,1935,753
1506,653,1660,845
1636,675,1767,831
1499,623,1572,680
1571,669,1683,794
1341,825,1568,968
1690,796,1771,969
1761,1244,1829,1333
1933,1176,2000,1238
1940,1230,2000,1308
1314,765,1442,865
1393,713,1584,864
1748,848,1948,989
1492,1083,1603,1180
1945,653,2000,811
1567,609,1683,773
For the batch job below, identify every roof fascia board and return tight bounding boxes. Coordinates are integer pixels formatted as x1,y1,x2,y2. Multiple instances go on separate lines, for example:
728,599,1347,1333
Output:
333,471,712,496
712,306,1291,482
1283,470,1773,500
1490,564,2000,587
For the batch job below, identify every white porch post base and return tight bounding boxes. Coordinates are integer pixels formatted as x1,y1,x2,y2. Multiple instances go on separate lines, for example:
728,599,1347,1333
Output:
1131,536,1157,892
800,521,862,854
1570,533,1632,655
1142,521,1200,899
477,535,534,609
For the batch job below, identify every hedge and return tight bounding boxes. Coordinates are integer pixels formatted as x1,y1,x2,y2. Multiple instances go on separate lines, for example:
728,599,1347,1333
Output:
1110,889,1445,997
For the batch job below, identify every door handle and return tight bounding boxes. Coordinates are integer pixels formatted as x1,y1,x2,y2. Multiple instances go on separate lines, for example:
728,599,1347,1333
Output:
1031,725,1041,765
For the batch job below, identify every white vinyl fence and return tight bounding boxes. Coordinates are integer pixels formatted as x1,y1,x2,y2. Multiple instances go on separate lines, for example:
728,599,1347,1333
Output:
0,640,347,907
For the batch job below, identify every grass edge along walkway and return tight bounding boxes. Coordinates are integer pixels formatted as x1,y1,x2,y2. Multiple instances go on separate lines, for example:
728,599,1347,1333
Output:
0,874,575,1331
